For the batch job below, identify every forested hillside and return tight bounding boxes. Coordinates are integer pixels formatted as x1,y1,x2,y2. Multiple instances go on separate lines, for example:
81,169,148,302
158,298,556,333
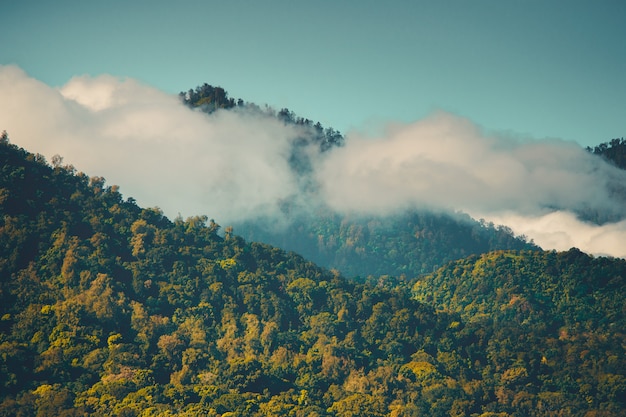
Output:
2,132,626,415
182,83,537,278
181,83,344,153
413,249,626,415
237,211,536,278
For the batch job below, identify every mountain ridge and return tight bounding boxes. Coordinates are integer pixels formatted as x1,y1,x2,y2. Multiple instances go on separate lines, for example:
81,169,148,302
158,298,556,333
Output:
1,126,626,414
179,83,539,278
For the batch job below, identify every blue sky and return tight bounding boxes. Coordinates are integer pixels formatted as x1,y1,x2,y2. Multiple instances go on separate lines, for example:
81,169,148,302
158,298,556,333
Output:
1,0,624,147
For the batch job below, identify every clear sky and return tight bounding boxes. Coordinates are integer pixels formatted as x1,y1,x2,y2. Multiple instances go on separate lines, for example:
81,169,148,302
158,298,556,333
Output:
1,0,624,147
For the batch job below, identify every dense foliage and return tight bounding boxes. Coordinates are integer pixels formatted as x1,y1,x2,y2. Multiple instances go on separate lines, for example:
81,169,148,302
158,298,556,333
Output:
180,83,344,152
179,84,537,278
413,250,626,415
237,211,536,279
1,135,626,416
587,137,626,170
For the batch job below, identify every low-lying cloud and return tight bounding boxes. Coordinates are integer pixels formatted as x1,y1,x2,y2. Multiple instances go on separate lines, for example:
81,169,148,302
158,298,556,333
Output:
479,211,626,258
0,65,303,223
2,65,626,258
315,113,625,218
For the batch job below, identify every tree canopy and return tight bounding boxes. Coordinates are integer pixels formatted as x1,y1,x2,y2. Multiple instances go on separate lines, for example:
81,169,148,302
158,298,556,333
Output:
1,133,626,416
587,137,626,169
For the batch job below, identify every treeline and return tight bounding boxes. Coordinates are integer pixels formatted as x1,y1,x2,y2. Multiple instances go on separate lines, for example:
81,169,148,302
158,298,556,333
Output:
1,135,626,416
237,211,537,279
588,137,626,170
180,83,240,112
180,83,344,152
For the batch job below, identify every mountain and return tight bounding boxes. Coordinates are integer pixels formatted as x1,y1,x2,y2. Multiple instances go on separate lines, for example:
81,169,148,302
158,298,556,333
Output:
180,83,345,153
2,132,626,415
236,211,537,278
181,84,537,278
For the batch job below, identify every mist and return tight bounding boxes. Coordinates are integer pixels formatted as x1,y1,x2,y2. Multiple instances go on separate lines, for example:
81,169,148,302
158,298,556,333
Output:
315,113,625,218
2,65,626,258
0,65,304,223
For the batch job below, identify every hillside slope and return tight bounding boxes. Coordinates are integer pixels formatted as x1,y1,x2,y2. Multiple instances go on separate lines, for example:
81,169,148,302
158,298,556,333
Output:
237,211,536,278
413,249,626,414
2,135,625,415
181,83,538,278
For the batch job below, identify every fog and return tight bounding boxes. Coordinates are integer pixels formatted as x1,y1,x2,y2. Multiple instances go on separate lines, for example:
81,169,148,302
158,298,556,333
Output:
315,113,625,218
0,65,304,223
2,65,625,257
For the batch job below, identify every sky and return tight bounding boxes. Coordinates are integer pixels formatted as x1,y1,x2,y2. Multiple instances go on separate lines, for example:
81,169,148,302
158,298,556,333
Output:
1,0,625,146
2,1,626,258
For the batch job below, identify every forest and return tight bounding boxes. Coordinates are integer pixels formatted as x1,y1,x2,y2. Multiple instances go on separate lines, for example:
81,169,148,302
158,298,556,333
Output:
588,137,626,170
1,127,626,417
180,83,344,153
182,83,538,279
236,210,536,279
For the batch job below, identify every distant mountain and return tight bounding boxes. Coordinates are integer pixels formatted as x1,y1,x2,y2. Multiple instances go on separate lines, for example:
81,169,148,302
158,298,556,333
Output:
180,83,344,153
181,83,537,278
582,138,626,223
236,210,537,278
2,131,626,415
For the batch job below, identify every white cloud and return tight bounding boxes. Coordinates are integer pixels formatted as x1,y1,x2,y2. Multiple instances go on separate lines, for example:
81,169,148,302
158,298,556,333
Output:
477,211,626,258
314,114,626,257
316,112,626,217
2,65,626,258
0,65,302,224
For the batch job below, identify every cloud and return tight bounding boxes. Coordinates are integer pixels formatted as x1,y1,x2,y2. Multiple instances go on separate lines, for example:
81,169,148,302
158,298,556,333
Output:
315,112,626,218
313,114,626,257
478,211,626,258
2,65,626,258
0,65,303,224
